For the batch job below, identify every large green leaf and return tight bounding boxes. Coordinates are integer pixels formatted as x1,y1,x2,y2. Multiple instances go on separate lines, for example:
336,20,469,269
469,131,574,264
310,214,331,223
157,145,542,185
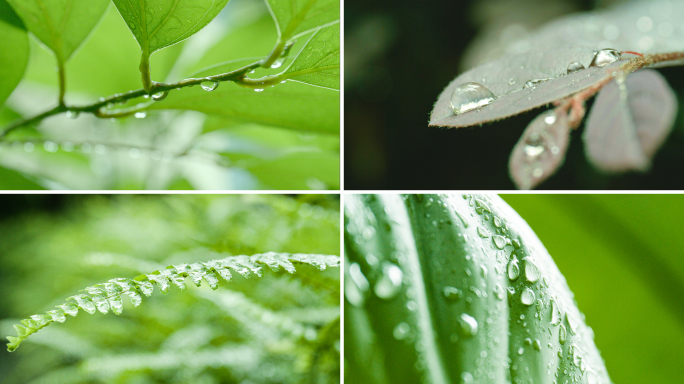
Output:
283,22,339,90
147,81,339,134
266,0,339,41
345,194,611,384
0,0,29,108
242,150,339,190
6,0,109,63
112,0,230,55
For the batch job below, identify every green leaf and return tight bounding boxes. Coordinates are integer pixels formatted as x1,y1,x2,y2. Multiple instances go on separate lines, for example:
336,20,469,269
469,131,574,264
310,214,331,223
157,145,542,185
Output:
111,0,230,55
6,0,109,63
242,150,339,190
266,0,339,41
0,0,29,108
147,81,339,134
283,22,339,90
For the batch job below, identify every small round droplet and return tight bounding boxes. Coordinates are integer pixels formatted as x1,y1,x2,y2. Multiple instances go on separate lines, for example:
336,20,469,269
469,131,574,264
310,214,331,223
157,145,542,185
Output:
152,91,168,101
523,78,551,89
492,235,507,249
559,324,567,344
590,48,621,67
393,322,411,340
459,313,478,337
374,263,403,299
43,141,58,153
508,258,520,281
462,372,474,384
566,61,585,74
134,112,147,119
523,257,541,283
533,339,541,351
477,226,490,238
450,82,495,115
345,263,369,307
521,288,535,305
443,286,462,302
524,142,545,158
201,81,220,91
66,110,80,119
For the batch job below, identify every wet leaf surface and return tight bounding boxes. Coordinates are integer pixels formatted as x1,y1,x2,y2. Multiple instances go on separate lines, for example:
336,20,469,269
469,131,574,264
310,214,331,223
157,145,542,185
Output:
0,0,28,108
283,22,340,90
583,69,677,172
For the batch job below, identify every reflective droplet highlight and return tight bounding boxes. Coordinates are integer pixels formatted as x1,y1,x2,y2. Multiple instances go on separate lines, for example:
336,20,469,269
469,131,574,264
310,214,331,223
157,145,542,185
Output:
459,313,478,337
134,112,147,119
450,82,495,115
443,286,462,302
393,322,411,340
201,81,220,91
66,110,80,119
567,61,585,74
559,324,567,344
374,262,403,299
477,226,490,238
508,258,520,281
523,78,551,89
590,48,621,67
152,91,168,101
523,257,541,283
521,288,535,305
492,235,507,249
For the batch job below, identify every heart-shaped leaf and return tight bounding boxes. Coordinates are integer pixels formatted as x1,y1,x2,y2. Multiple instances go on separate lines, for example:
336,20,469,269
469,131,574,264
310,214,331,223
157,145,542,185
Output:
583,69,677,172
283,22,340,90
6,0,109,63
509,109,571,190
266,0,339,41
0,0,29,108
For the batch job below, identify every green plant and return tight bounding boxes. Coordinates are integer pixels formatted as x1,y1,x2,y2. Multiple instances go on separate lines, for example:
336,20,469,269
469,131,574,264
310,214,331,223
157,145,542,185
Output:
0,0,339,190
344,194,610,384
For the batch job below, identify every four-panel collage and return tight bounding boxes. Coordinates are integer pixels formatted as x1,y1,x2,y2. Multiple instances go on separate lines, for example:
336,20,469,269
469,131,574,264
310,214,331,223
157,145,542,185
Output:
0,0,682,383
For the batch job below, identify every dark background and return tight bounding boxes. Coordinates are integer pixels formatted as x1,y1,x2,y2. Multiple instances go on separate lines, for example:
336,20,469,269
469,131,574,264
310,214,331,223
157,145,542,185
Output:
344,0,684,190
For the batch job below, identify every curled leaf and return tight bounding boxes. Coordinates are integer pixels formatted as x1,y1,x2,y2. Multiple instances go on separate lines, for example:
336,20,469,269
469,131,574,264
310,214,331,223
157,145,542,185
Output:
583,69,677,172
509,109,571,189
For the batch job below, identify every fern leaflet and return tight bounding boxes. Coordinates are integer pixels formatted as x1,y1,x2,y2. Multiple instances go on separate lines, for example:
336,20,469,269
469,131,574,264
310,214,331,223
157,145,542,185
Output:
6,252,340,352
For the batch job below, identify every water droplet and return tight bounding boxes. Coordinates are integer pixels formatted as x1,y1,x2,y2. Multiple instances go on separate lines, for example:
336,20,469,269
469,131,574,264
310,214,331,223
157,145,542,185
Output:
523,78,551,89
512,239,520,248
550,299,561,325
134,112,147,119
66,110,79,119
590,48,621,67
254,88,264,92
524,142,545,158
459,313,478,337
462,372,474,384
374,262,403,299
533,339,541,350
492,235,507,249
523,257,541,283
477,226,490,238
559,324,567,344
128,22,136,30
152,91,168,101
393,322,411,340
201,81,219,91
508,258,520,281
43,141,58,152
271,58,285,68
493,283,505,300
450,82,495,115
566,61,585,74
518,347,524,355
443,286,462,301
566,313,578,334
521,288,535,305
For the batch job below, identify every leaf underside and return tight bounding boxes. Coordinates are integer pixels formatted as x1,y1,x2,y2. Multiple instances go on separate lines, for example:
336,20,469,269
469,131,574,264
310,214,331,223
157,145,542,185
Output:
284,22,340,90
6,252,340,352
345,194,611,384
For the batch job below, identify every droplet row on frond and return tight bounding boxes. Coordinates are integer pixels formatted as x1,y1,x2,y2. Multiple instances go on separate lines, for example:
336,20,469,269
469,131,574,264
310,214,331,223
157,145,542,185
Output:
6,252,339,352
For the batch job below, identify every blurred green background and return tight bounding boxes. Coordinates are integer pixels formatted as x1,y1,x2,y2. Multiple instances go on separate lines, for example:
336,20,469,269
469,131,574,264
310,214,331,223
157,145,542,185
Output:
0,194,340,384
502,194,684,384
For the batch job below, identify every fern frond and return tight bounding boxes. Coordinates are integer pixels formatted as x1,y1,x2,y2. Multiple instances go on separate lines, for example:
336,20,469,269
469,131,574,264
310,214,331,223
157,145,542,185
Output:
6,252,340,352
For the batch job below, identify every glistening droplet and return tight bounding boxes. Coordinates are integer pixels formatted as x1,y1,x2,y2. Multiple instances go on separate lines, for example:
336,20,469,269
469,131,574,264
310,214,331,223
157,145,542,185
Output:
508,258,520,281
450,82,495,115
567,61,585,74
393,322,411,340
254,88,264,92
521,288,535,305
66,110,80,119
590,48,621,67
523,257,541,283
201,81,219,91
523,78,552,89
443,286,462,302
459,313,478,336
492,235,507,249
152,91,168,101
271,58,285,68
374,262,403,299
134,112,147,119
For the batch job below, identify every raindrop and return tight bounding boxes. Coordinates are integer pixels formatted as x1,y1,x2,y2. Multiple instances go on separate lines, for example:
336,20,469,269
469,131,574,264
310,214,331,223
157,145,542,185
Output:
566,61,585,74
271,58,285,68
550,299,561,325
66,110,80,119
152,91,168,101
128,22,136,30
508,78,516,85
459,313,478,337
134,112,147,119
493,284,505,300
443,286,462,302
559,324,567,344
254,88,265,92
524,140,545,158
533,339,541,351
523,78,551,89
393,322,411,340
521,288,535,305
477,226,490,238
462,372,474,384
374,262,403,299
201,81,219,91
492,235,507,249
590,48,621,67
507,258,520,281
518,347,524,355
43,141,58,153
450,82,495,115
523,257,541,283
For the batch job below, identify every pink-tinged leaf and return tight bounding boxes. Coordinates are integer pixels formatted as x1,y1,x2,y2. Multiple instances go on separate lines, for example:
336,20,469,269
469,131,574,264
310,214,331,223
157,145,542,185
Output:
583,69,677,172
509,109,571,190
430,55,621,128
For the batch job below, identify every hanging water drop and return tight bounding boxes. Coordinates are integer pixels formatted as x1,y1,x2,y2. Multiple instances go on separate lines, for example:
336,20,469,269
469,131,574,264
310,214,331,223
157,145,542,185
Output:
450,82,495,115
152,91,168,101
508,258,520,281
521,288,535,305
66,110,80,119
523,257,541,283
567,61,585,74
590,48,621,67
374,262,403,299
201,81,219,91
459,313,478,337
134,112,147,119
271,58,285,68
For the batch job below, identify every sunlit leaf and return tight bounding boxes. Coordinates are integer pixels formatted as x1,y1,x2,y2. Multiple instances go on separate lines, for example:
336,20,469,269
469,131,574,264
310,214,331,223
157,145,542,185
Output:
283,22,339,90
6,0,109,63
111,0,230,55
583,69,677,172
0,0,29,108
266,0,339,41
242,150,339,190
509,109,571,190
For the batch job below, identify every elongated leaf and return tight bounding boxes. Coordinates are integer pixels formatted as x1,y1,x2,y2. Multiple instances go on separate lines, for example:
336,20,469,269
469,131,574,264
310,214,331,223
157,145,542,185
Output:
345,194,611,384
283,22,339,90
267,0,339,40
147,81,339,134
112,0,229,55
6,0,109,63
243,150,339,190
510,109,571,190
583,69,677,172
0,0,29,107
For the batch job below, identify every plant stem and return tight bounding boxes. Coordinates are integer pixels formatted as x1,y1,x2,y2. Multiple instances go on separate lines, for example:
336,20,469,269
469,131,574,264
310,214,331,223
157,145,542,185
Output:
57,61,66,107
140,51,153,93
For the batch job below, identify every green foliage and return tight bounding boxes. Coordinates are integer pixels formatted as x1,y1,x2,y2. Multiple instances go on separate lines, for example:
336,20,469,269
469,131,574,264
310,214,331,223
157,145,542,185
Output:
0,0,28,108
284,22,340,90
0,194,340,383
266,0,338,41
344,194,610,384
